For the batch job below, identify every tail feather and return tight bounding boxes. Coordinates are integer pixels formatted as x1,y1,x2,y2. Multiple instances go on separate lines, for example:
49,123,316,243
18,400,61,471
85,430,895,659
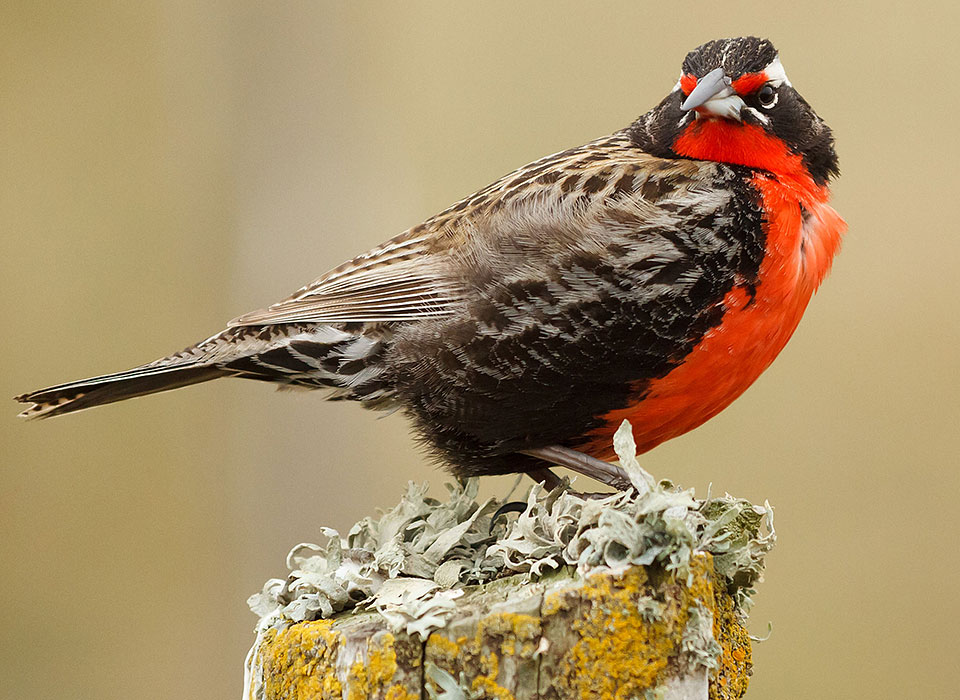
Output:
15,323,397,420
15,363,227,420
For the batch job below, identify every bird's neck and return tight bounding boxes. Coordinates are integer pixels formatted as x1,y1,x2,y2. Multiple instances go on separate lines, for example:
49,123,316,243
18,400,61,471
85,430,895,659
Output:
673,119,824,200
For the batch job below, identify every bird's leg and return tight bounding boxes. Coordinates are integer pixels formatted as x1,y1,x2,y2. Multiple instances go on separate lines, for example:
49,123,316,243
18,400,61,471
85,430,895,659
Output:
525,467,564,491
521,445,633,491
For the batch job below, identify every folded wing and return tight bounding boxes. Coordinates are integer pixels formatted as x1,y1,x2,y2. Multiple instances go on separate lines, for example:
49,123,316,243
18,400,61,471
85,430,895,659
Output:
229,231,462,327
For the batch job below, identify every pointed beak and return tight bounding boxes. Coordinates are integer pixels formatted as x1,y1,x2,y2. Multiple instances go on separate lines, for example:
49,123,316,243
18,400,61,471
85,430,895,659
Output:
680,67,744,121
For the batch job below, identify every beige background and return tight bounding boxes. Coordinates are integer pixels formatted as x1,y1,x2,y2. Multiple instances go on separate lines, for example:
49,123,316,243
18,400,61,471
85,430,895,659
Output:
2,2,958,699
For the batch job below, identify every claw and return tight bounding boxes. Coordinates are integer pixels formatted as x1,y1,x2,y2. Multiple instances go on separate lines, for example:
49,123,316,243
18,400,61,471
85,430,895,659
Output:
489,501,528,533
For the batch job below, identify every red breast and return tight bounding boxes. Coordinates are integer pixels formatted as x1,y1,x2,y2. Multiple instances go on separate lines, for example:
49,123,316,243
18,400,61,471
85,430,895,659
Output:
584,119,846,458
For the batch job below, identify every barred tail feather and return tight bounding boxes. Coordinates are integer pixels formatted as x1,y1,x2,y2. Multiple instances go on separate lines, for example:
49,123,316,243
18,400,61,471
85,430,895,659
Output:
15,363,227,420
16,324,396,419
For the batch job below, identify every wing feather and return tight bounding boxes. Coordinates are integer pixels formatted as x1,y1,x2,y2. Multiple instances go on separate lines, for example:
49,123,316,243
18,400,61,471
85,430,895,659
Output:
228,133,712,329
229,239,462,327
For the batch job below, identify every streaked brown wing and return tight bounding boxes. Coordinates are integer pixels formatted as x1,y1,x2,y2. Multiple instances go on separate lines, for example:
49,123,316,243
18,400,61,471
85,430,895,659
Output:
228,230,462,327
228,133,702,329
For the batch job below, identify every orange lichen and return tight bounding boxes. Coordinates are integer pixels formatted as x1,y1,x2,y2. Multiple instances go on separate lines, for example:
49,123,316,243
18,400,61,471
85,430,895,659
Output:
709,579,753,700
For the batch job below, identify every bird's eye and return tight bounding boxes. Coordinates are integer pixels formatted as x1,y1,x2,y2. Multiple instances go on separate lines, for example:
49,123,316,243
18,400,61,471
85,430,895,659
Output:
757,84,778,109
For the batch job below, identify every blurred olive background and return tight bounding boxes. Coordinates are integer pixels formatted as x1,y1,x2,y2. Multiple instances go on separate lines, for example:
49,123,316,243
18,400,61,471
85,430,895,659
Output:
2,2,958,699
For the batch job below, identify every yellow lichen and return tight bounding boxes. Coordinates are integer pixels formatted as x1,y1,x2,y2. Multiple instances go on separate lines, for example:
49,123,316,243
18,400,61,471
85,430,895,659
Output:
469,651,514,700
258,623,421,700
545,556,721,699
542,586,578,617
346,633,396,700
258,559,751,700
477,612,541,658
425,632,461,667
258,620,343,700
686,554,716,605
383,686,418,700
425,610,541,699
554,567,671,698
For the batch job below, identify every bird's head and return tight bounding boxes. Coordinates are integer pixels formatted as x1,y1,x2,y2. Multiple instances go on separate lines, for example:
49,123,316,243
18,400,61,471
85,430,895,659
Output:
629,37,839,186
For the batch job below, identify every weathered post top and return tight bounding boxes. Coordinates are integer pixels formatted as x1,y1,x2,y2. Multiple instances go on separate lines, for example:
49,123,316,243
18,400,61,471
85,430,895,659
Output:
243,423,775,700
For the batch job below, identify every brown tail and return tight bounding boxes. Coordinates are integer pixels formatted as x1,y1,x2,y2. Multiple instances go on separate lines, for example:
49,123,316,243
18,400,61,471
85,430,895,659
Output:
15,362,228,420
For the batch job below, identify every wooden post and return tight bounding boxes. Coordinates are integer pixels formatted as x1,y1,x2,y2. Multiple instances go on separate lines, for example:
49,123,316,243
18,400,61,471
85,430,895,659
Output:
243,429,773,700
247,553,752,699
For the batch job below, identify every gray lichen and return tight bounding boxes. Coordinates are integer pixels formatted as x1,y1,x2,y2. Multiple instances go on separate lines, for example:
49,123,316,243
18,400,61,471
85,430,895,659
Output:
679,601,723,673
247,420,775,643
425,663,480,700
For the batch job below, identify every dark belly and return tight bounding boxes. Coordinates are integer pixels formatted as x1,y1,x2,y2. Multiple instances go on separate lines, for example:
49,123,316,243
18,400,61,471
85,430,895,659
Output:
388,273,732,476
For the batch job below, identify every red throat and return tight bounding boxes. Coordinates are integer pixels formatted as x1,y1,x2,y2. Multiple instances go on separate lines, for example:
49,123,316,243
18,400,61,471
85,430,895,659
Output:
673,119,813,190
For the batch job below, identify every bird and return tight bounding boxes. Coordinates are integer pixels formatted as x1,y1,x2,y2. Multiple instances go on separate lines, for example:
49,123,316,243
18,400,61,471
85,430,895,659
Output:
16,36,845,490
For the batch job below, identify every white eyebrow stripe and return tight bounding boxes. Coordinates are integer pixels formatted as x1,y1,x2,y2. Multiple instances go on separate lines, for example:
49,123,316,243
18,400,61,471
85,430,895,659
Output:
763,56,791,86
